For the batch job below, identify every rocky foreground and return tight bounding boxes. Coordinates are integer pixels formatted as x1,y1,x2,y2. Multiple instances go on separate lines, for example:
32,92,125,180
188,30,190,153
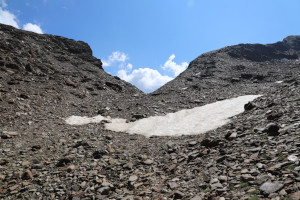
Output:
0,24,299,199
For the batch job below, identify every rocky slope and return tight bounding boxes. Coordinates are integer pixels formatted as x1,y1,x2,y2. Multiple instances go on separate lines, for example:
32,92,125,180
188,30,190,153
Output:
0,24,299,200
0,23,143,130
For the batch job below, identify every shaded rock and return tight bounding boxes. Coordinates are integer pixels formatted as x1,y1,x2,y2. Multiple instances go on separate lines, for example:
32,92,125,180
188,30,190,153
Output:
22,170,33,180
266,123,280,136
244,102,255,111
173,190,185,199
56,157,72,167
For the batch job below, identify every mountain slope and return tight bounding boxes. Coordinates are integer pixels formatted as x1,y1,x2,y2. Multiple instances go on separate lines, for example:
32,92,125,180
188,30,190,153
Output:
0,24,299,200
145,36,300,114
0,24,143,129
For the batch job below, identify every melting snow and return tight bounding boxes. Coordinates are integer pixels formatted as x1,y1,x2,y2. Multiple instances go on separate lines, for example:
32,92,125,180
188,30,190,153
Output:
65,115,108,126
66,95,262,137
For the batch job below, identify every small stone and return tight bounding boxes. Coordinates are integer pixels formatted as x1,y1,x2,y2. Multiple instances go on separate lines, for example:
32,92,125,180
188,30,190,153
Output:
229,132,237,139
129,175,138,182
123,161,133,170
105,135,113,140
67,164,76,172
287,155,298,162
93,150,107,159
191,196,202,200
22,170,33,180
102,181,113,187
279,189,287,196
256,163,265,169
241,174,255,182
244,102,255,110
31,145,41,151
167,182,178,189
56,157,72,167
189,141,197,146
211,183,223,190
22,161,31,167
143,159,154,165
98,186,110,195
267,162,290,172
260,182,284,194
219,176,228,182
289,191,300,200
9,185,19,191
173,190,184,199
0,159,9,165
1,131,19,139
80,181,87,188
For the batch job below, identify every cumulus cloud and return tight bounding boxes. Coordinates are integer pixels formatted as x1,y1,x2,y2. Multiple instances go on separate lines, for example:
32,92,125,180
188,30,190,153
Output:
0,2,44,34
103,51,188,93
23,23,43,34
117,68,173,93
162,54,188,76
0,7,19,28
0,0,7,8
102,51,128,67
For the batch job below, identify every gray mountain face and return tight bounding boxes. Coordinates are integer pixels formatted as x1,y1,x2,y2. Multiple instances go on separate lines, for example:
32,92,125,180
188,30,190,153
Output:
0,23,299,199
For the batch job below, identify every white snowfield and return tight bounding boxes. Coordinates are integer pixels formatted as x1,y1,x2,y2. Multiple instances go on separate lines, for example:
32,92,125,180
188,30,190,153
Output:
65,95,262,137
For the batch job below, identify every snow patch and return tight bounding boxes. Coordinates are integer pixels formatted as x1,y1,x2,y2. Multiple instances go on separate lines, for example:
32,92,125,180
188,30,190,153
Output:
275,81,283,84
66,95,262,137
65,115,109,126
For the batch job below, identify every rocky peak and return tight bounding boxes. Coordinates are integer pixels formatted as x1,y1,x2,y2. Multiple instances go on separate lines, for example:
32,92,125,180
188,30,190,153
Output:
0,23,102,74
283,35,300,50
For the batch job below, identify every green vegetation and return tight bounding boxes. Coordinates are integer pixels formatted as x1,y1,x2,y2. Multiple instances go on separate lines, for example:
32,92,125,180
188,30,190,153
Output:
240,182,249,187
279,154,286,160
260,153,268,158
248,196,259,200
288,165,296,170
248,190,259,195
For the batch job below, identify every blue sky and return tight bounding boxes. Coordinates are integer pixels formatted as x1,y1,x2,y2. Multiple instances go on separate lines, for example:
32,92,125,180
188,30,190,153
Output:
1,0,300,92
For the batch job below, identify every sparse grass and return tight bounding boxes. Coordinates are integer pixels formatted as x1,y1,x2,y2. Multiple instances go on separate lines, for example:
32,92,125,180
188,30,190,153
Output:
261,135,268,139
248,190,259,195
288,165,296,170
248,196,259,200
243,186,250,191
240,182,249,188
260,153,268,158
229,185,235,190
279,154,286,160
204,189,210,193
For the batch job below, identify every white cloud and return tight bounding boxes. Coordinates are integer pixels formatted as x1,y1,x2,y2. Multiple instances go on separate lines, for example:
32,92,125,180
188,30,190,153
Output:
117,68,173,93
23,23,43,34
0,7,19,28
102,51,128,67
0,0,7,8
104,51,188,93
0,3,44,34
162,54,188,76
126,63,133,70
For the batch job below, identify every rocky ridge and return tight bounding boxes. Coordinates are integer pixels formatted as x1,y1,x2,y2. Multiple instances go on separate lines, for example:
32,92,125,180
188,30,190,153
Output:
0,24,299,199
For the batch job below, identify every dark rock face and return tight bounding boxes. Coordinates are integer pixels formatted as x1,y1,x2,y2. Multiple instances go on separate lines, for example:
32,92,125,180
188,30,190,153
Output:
0,24,299,199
